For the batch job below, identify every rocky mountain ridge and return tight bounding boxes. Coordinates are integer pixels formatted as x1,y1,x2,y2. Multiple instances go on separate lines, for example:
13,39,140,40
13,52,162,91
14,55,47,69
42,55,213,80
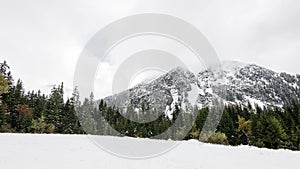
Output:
103,61,300,117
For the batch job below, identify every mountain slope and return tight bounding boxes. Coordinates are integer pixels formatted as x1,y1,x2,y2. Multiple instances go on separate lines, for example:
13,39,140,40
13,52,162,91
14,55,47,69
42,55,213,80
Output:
103,61,300,117
214,61,300,108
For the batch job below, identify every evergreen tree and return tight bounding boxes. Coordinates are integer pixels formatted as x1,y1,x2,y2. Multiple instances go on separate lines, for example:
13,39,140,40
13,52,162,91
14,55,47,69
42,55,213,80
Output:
15,104,33,132
78,93,97,134
252,112,287,149
45,83,64,132
195,108,209,133
217,107,239,145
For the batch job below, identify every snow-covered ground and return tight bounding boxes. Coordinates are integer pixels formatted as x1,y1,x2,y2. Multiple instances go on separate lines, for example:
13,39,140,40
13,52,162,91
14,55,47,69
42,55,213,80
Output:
0,133,299,169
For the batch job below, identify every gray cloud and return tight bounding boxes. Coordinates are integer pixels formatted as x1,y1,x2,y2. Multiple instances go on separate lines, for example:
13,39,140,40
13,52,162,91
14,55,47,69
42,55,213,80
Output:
0,0,299,97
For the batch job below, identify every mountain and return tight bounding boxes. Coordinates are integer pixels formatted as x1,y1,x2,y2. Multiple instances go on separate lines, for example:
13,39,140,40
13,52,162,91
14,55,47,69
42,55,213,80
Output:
103,67,198,119
214,61,300,108
103,61,300,118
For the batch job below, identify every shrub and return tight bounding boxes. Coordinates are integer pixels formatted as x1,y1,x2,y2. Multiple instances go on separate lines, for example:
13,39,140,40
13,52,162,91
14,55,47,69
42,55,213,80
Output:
207,132,229,145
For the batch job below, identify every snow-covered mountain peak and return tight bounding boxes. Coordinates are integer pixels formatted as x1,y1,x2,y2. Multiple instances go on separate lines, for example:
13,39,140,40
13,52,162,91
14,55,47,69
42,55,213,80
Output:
103,60,300,116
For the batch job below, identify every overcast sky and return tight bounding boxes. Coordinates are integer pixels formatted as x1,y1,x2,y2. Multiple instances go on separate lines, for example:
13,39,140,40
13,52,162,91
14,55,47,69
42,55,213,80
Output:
1,0,300,98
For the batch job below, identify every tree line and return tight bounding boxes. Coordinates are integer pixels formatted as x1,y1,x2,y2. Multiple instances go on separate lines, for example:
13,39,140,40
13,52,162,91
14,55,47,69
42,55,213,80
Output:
0,61,299,150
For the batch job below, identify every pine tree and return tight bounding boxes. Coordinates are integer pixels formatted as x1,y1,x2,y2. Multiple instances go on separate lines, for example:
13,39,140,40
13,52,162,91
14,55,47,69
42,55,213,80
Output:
45,83,64,132
195,108,208,133
6,80,26,130
15,104,33,132
217,107,239,145
252,112,287,149
58,98,82,134
78,93,97,134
